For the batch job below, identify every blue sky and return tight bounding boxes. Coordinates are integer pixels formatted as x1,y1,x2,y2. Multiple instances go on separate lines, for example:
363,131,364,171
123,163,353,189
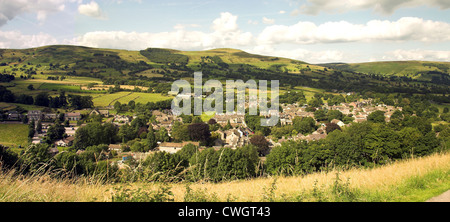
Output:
0,0,449,63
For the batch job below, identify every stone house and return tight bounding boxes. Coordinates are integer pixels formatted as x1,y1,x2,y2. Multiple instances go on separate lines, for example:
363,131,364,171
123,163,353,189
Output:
27,110,43,122
158,141,200,154
65,112,81,121
215,129,247,149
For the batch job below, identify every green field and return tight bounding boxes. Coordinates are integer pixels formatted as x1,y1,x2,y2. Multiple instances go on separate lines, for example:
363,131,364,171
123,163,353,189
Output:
39,83,82,92
0,123,29,148
91,92,173,107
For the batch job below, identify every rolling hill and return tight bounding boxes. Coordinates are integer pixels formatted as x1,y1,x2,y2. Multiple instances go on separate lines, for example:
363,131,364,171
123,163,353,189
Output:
320,61,450,83
0,45,449,99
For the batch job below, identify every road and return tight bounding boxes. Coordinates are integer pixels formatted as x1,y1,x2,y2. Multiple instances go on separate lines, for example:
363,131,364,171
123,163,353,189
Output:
426,190,450,202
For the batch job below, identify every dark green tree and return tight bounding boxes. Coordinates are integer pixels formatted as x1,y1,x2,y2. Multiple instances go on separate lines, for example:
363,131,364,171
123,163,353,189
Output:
367,110,385,123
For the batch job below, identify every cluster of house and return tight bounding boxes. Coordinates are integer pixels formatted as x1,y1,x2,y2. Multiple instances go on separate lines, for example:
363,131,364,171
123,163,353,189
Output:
270,99,402,146
131,98,403,154
3,110,83,123
27,110,82,147
2,93,403,162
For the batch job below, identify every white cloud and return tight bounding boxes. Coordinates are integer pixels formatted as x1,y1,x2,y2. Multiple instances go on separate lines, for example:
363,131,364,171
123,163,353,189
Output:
248,20,259,25
279,10,286,14
262,17,275,25
173,23,201,30
78,1,106,19
212,12,239,33
295,0,450,15
249,45,345,63
384,49,450,61
0,29,77,48
1,9,448,64
76,12,254,50
257,17,450,45
0,0,69,26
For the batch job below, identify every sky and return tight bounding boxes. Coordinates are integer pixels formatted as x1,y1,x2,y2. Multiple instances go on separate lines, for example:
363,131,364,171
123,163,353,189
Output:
0,0,449,63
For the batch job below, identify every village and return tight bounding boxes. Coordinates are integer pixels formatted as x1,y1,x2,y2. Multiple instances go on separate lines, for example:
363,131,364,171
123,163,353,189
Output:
1,93,402,167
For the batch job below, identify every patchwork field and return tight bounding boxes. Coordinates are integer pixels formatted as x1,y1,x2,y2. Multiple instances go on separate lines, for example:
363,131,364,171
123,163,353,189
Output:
91,92,173,107
80,84,149,91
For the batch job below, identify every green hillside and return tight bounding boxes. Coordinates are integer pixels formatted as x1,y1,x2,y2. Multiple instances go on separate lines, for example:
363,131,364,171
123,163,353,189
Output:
0,45,449,104
321,61,450,83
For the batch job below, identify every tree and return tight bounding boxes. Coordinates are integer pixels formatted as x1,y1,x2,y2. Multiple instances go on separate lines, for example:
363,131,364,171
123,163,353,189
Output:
147,127,157,151
21,143,52,173
191,116,203,124
118,123,137,143
45,122,65,143
156,127,170,142
207,118,217,125
367,110,385,123
27,84,34,90
0,145,19,170
28,120,35,140
231,145,260,179
249,135,270,156
313,109,327,122
68,94,93,109
34,92,50,107
188,122,210,144
308,97,323,108
36,119,42,134
80,95,93,109
328,95,346,106
74,122,118,149
327,110,344,122
171,121,190,142
90,113,103,123
391,110,404,120
293,117,316,134
176,143,199,167
114,101,122,113
325,122,341,134
128,100,135,110
264,140,308,176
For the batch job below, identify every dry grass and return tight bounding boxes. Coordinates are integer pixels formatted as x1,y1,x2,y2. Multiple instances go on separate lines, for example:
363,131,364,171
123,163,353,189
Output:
165,152,450,201
0,169,110,202
1,152,449,202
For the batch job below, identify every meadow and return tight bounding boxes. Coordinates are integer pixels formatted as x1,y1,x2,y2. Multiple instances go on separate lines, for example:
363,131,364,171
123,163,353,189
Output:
91,91,173,107
0,151,448,202
0,123,29,148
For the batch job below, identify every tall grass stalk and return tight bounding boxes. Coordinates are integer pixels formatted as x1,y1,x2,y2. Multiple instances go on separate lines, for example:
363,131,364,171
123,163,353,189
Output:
1,151,448,202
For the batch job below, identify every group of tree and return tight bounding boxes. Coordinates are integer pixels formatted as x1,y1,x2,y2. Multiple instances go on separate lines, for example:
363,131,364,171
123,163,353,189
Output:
0,73,15,82
0,86,93,110
142,144,260,182
279,90,306,104
265,115,447,176
7,142,117,179
73,122,119,150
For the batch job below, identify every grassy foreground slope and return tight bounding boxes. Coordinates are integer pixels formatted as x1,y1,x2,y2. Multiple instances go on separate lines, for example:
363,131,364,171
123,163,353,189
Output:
1,151,448,202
